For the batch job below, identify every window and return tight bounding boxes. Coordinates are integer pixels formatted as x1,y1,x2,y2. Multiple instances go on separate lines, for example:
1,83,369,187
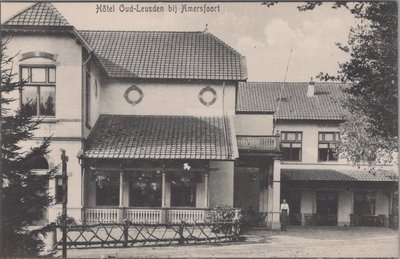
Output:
20,66,56,116
85,68,91,128
354,191,376,215
280,132,302,161
318,132,340,161
95,172,119,206
129,172,162,207
55,176,66,204
171,184,196,207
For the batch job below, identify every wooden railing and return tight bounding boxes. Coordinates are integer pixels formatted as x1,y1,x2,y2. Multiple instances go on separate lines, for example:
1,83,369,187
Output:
85,208,120,224
84,208,208,224
124,208,162,224
52,220,241,249
237,135,280,151
168,209,206,223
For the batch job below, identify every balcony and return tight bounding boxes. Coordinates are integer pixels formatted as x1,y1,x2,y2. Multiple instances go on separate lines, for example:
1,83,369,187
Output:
237,135,280,152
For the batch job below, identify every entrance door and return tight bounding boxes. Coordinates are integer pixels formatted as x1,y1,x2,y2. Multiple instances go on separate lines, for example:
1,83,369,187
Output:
316,191,338,226
281,190,301,225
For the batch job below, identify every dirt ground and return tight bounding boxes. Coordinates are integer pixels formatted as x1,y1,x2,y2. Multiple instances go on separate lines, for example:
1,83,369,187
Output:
60,226,398,258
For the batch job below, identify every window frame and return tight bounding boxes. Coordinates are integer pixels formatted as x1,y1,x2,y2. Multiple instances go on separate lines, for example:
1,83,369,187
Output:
94,171,119,206
129,172,162,207
19,65,56,117
318,132,340,162
353,190,376,215
170,183,197,208
280,131,303,161
55,176,65,204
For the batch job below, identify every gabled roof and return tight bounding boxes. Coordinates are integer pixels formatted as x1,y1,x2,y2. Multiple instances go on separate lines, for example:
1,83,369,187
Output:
282,168,398,182
83,115,238,160
3,3,247,81
236,82,348,120
3,2,71,27
78,30,247,80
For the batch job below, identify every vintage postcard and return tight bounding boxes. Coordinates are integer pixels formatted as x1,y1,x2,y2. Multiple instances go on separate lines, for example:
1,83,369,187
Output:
0,1,398,258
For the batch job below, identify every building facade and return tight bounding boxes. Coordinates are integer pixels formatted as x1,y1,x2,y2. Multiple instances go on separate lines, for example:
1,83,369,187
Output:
236,82,398,227
2,2,397,230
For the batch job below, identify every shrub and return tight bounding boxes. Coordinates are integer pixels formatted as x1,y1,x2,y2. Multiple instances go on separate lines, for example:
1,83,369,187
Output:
206,204,241,223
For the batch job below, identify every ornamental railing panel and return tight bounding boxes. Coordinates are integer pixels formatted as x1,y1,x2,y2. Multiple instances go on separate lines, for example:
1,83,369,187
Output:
124,208,162,224
85,208,119,224
168,209,206,224
237,135,280,151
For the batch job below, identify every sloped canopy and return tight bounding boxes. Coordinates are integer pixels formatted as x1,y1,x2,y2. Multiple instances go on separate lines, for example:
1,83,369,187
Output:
84,115,238,160
281,168,398,182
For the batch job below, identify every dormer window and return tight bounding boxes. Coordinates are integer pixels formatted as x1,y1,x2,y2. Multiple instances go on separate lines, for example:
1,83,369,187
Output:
20,66,56,117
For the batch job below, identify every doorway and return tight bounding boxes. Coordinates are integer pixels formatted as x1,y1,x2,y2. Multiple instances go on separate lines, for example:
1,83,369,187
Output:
281,189,302,225
316,191,338,226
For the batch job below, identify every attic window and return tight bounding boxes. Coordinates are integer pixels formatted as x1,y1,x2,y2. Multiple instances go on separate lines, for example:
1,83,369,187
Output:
276,97,289,102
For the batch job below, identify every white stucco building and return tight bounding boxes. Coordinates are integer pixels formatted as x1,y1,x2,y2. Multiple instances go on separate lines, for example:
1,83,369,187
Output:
2,2,397,230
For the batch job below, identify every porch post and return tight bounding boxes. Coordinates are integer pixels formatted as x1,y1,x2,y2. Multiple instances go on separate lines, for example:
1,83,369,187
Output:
271,159,281,230
119,171,124,207
160,172,167,224
81,165,85,224
118,170,124,223
161,172,166,207
266,164,273,229
204,172,209,208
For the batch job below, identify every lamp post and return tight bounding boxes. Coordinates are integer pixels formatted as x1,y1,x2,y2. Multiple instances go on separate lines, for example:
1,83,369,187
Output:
60,149,68,259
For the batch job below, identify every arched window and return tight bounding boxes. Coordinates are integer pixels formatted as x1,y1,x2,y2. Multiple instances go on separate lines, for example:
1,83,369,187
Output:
31,156,49,174
33,156,49,169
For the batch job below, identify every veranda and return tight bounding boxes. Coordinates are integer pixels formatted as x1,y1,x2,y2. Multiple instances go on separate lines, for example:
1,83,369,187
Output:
81,159,218,224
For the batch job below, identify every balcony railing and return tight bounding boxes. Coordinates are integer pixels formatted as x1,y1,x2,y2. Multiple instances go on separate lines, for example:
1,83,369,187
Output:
237,135,280,151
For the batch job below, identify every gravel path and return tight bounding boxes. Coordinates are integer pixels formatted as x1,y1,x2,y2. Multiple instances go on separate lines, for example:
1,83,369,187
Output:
61,226,398,258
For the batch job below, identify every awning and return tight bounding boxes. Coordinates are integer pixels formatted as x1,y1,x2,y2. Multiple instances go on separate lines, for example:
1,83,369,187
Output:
83,115,238,160
281,168,398,182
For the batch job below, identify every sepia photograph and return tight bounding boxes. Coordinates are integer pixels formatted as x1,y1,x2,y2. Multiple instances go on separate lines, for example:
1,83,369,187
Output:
0,1,398,258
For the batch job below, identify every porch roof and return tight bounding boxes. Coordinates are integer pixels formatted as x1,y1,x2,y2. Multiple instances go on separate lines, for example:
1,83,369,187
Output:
281,168,398,182
83,115,238,160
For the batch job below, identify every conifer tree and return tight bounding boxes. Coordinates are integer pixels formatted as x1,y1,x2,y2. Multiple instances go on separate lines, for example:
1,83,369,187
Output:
1,39,56,256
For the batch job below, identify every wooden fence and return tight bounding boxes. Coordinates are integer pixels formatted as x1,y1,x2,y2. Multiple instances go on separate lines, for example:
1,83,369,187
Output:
52,220,240,249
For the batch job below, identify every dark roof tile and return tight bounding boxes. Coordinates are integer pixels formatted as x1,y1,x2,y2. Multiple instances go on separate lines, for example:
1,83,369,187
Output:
237,82,348,120
84,115,238,160
4,2,71,27
78,30,247,80
282,168,398,182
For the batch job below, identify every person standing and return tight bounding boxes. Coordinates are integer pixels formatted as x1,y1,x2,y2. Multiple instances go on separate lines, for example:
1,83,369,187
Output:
280,198,289,231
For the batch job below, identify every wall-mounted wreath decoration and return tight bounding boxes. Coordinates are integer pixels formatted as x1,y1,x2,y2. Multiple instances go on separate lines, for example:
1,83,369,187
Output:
124,85,144,105
198,86,217,106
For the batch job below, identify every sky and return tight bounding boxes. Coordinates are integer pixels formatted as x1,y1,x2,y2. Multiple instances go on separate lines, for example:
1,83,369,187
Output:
1,2,356,82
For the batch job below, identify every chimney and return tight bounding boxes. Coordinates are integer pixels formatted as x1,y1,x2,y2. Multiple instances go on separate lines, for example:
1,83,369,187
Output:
307,78,315,97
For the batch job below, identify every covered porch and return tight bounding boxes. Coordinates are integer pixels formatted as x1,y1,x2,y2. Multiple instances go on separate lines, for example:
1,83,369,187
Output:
281,168,398,227
82,160,213,224
80,115,238,224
